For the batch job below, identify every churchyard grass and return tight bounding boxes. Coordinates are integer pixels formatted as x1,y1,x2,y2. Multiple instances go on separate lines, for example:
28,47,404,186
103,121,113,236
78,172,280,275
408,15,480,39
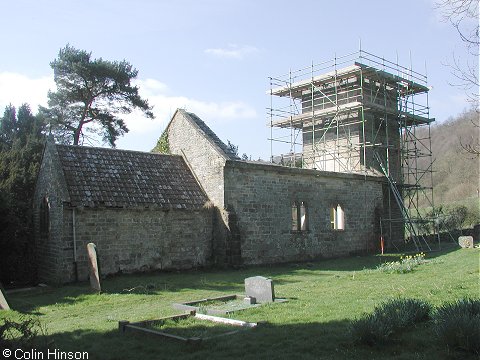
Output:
1,246,478,359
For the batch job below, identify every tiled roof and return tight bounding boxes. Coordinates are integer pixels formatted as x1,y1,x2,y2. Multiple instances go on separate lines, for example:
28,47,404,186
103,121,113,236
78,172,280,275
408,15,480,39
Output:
55,145,208,209
185,111,240,160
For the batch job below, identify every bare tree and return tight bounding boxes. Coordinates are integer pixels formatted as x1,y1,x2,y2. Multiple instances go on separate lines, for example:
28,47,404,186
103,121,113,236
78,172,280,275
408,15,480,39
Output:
458,109,480,156
435,0,479,109
436,0,479,156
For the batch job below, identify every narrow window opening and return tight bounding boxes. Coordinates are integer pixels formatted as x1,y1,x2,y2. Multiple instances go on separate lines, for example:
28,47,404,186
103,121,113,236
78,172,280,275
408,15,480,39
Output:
300,201,308,231
331,204,344,230
330,207,336,229
40,197,50,236
291,202,299,231
292,201,308,232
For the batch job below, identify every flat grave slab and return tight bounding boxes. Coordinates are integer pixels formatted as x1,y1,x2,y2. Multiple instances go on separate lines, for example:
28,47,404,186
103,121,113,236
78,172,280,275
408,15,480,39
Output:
172,276,286,315
172,294,287,315
172,294,260,315
119,311,258,344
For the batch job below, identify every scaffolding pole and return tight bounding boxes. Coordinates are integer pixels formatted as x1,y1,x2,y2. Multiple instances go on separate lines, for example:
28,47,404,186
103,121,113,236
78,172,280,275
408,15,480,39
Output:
267,49,437,251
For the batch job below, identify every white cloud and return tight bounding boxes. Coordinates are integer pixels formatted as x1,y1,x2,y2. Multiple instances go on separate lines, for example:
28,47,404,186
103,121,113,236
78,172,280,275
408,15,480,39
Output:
118,78,258,151
0,72,54,111
136,78,170,96
0,73,257,150
204,44,259,60
119,78,257,136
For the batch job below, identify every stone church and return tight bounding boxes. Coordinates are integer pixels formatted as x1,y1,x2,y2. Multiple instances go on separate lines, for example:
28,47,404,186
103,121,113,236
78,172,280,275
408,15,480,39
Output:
34,109,389,284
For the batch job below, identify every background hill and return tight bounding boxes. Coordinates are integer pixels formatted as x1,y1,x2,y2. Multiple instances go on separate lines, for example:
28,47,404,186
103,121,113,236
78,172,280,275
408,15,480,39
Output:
416,108,479,224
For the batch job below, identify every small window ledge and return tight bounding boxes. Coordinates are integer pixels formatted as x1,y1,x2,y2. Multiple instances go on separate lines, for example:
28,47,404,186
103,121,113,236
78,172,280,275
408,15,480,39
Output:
290,230,311,235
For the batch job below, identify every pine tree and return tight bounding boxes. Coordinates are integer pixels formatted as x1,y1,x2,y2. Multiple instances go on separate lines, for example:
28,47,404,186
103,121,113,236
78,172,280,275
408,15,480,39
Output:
40,44,154,147
0,104,46,285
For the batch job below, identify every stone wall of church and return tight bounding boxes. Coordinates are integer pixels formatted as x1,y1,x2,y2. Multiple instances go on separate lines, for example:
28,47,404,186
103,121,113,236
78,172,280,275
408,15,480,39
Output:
34,141,214,284
166,110,238,265
33,141,71,284
167,110,227,207
59,207,213,283
223,160,390,265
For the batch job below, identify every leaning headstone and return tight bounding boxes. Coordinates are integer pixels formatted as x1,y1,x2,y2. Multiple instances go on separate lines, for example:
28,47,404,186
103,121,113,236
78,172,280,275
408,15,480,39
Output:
244,276,274,303
0,286,10,310
458,236,474,249
87,243,101,292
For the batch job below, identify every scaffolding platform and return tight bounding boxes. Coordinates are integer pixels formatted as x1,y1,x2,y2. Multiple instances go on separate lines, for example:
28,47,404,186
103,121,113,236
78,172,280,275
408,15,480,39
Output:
267,49,437,251
270,101,433,128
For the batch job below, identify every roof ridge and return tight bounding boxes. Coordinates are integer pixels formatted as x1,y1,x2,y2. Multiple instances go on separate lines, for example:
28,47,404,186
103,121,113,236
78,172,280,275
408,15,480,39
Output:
55,143,180,158
183,111,240,160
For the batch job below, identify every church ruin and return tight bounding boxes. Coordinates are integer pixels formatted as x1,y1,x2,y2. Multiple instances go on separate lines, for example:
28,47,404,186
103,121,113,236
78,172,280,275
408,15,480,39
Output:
33,50,435,284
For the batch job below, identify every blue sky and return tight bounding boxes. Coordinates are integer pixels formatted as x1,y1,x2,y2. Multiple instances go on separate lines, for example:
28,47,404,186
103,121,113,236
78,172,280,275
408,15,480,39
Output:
0,0,476,159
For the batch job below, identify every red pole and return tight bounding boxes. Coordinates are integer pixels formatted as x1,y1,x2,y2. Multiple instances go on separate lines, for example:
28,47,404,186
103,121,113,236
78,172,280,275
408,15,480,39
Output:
380,236,384,255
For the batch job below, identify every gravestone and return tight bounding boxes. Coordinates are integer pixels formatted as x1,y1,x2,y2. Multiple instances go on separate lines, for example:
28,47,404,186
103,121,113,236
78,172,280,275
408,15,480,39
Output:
458,236,474,249
0,287,9,310
244,276,274,303
87,243,101,292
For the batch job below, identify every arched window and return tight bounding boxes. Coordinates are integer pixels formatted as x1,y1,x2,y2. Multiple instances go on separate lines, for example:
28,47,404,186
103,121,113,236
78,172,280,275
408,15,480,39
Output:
292,201,308,231
291,201,299,231
300,201,308,231
40,197,50,236
330,204,344,230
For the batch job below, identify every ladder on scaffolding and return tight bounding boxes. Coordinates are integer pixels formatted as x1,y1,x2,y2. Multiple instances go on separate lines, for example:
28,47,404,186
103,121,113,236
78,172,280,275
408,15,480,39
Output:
373,151,432,252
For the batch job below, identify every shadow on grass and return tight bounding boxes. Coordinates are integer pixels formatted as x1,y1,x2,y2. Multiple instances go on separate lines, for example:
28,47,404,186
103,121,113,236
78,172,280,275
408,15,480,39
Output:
5,247,461,313
373,243,460,263
16,316,473,360
5,285,95,315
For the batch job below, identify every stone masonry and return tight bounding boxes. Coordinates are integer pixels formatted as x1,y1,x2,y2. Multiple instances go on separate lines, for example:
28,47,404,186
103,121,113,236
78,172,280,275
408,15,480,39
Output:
62,207,212,282
167,109,242,265
34,140,213,284
166,110,396,265
33,139,71,283
223,160,385,264
34,109,403,284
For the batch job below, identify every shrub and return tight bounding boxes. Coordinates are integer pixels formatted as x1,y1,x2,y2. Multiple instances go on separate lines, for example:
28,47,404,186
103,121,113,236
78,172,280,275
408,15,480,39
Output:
152,130,170,154
433,298,480,354
350,313,394,346
377,253,427,273
0,317,48,350
376,298,431,328
351,298,431,346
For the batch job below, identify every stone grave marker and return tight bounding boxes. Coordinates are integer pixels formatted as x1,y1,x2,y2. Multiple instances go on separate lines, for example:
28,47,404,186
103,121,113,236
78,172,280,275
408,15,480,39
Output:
244,276,274,303
87,243,101,292
0,286,10,310
458,236,474,249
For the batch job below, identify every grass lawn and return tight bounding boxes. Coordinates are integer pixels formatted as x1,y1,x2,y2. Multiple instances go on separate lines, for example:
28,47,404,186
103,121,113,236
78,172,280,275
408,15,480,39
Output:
1,246,478,359
147,316,247,339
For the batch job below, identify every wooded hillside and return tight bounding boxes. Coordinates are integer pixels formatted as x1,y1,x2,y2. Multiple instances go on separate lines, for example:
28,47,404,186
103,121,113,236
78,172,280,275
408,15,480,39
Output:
429,109,478,204
416,108,479,220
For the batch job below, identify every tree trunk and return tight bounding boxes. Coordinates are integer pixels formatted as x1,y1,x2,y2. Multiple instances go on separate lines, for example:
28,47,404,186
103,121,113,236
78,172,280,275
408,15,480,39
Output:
73,126,82,145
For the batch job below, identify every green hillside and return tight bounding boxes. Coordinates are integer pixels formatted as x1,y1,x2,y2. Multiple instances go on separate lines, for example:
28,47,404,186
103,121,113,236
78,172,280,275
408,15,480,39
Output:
431,109,479,204
417,108,479,223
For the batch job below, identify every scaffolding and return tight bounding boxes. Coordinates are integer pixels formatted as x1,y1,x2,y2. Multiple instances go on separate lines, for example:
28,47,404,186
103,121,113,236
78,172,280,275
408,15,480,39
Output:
267,49,437,251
